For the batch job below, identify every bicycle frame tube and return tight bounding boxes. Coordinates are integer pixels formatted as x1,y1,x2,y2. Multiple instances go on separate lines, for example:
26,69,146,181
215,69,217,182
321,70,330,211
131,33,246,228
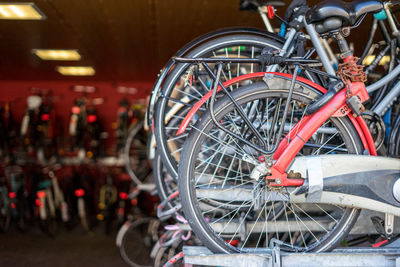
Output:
265,16,304,73
271,83,377,181
304,19,336,77
258,7,273,32
372,81,400,116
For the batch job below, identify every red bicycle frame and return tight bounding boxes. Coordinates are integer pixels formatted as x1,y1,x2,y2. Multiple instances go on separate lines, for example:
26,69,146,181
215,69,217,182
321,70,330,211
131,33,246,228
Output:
176,71,377,187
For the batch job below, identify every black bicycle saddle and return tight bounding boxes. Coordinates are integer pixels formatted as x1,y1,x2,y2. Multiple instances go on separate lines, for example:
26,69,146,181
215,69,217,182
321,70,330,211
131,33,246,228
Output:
306,0,383,33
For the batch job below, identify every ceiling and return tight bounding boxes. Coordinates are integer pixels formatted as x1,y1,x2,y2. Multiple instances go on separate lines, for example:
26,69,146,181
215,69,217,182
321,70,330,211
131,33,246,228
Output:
0,0,376,82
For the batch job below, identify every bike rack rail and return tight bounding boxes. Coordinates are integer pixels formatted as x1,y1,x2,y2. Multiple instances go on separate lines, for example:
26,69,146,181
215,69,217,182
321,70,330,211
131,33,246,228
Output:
183,245,400,267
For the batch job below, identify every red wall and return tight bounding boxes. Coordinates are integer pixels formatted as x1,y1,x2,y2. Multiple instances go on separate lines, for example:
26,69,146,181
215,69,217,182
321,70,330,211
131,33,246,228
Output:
0,80,153,154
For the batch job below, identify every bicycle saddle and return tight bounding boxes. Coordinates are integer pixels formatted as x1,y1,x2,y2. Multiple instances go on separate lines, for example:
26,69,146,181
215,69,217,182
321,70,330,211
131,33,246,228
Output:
240,0,286,12
306,0,383,33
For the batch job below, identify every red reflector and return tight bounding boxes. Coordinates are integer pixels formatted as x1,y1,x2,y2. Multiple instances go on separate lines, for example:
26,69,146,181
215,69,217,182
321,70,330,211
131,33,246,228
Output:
75,188,85,197
35,199,43,207
131,198,138,206
118,207,124,214
119,192,128,200
267,5,275,19
37,191,46,198
41,113,50,121
8,192,16,198
226,239,239,246
10,202,16,209
118,107,127,113
87,115,97,123
72,106,81,114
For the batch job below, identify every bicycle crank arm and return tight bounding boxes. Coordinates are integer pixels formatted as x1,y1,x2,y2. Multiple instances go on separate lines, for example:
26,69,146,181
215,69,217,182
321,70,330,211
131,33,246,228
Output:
288,155,400,216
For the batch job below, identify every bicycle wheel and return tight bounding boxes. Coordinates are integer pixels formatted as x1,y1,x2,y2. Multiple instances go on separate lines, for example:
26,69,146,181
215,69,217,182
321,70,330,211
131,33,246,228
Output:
124,122,152,185
154,34,321,178
179,79,363,254
153,150,178,208
119,217,162,267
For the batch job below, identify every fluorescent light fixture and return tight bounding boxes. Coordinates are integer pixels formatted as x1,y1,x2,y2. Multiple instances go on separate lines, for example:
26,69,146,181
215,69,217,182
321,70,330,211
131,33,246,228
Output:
56,66,95,76
32,49,81,61
362,55,391,66
0,3,45,20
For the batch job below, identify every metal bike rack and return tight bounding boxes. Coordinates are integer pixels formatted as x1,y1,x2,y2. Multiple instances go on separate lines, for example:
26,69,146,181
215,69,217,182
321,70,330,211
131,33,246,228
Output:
182,212,400,267
183,245,400,267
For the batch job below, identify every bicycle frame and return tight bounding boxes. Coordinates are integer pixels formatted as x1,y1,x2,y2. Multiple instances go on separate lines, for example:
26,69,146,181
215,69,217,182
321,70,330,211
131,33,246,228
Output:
177,71,375,156
178,17,387,154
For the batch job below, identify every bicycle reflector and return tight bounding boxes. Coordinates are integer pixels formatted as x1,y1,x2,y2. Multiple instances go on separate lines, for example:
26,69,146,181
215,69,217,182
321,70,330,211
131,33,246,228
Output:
96,214,104,221
71,106,80,114
118,107,127,114
226,239,239,246
87,114,97,123
74,188,85,197
267,5,275,19
119,192,128,200
41,113,50,121
36,191,46,198
8,192,16,198
35,199,42,207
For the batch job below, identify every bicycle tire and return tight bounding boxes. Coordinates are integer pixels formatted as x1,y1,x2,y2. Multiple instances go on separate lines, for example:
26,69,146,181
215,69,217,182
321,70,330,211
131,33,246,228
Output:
153,150,178,210
124,122,152,185
120,217,162,267
179,80,363,254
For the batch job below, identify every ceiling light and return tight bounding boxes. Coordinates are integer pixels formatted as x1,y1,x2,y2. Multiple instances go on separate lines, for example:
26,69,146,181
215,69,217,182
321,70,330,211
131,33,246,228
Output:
33,49,81,61
0,3,45,20
56,66,95,76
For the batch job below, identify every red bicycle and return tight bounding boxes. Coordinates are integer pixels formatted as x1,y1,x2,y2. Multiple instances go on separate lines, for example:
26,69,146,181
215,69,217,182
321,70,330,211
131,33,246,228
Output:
176,1,400,254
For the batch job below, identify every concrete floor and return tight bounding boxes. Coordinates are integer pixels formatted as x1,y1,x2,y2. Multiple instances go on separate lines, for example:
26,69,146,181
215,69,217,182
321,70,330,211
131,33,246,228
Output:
0,227,127,267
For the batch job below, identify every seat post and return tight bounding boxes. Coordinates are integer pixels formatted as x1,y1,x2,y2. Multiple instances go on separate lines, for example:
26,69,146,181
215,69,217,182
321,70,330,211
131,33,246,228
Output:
304,18,336,77
333,32,353,60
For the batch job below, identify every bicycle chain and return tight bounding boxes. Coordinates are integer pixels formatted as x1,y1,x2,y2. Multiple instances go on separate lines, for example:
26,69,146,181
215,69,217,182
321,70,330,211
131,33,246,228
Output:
336,56,367,97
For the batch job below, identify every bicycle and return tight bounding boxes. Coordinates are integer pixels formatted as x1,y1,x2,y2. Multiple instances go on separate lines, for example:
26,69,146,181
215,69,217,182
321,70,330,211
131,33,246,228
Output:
152,0,400,183
176,0,400,254
115,183,160,267
68,86,106,160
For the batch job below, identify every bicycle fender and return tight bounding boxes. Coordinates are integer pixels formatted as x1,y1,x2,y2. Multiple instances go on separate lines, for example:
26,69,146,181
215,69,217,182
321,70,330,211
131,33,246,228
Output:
176,72,327,135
